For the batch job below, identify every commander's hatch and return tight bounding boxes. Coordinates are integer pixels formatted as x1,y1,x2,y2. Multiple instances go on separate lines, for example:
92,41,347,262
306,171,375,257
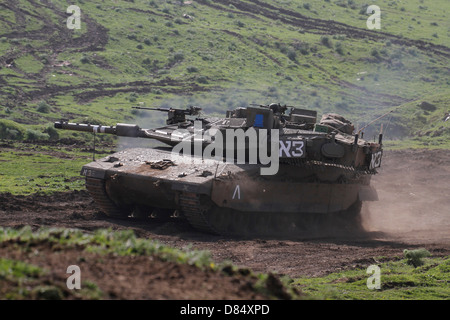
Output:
245,107,274,129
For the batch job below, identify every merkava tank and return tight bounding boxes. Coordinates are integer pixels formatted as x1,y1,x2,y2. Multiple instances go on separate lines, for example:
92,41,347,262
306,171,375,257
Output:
54,103,383,237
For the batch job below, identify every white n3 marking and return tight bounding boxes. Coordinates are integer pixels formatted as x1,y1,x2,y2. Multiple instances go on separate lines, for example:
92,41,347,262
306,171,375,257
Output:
279,140,291,157
232,185,241,200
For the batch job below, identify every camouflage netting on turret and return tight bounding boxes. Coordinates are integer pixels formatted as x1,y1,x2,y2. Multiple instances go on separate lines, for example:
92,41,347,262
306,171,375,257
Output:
319,113,355,135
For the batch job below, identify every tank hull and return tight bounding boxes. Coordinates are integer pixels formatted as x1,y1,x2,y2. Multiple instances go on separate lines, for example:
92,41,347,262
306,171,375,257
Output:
81,147,377,235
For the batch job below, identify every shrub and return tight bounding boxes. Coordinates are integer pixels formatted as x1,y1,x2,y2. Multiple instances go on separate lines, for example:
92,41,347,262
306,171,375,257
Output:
335,42,344,55
320,36,332,48
370,48,380,58
36,101,50,113
128,92,139,103
403,249,431,267
171,50,184,63
186,66,199,73
80,55,90,64
196,76,208,84
25,129,49,141
235,20,245,28
44,124,59,140
287,49,297,61
0,119,25,140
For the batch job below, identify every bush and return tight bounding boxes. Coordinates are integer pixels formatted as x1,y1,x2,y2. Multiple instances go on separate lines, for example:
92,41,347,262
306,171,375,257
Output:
370,48,380,58
235,20,245,28
128,92,139,103
80,55,90,64
403,249,431,267
169,50,184,63
25,129,49,141
196,76,208,84
335,42,344,55
186,66,199,73
44,124,59,140
127,34,137,41
320,36,332,48
287,49,297,61
0,119,25,140
36,101,50,113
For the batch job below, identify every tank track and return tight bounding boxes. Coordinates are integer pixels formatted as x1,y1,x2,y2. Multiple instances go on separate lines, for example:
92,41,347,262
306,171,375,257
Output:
85,177,126,218
178,192,221,235
179,191,364,237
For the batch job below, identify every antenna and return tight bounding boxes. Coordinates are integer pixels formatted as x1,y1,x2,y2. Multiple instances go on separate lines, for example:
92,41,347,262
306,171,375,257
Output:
92,131,96,161
357,109,394,135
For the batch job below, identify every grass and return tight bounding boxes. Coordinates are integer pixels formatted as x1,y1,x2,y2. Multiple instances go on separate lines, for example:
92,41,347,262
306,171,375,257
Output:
0,256,103,299
0,142,111,195
0,226,299,299
293,255,450,300
0,226,215,299
0,226,215,269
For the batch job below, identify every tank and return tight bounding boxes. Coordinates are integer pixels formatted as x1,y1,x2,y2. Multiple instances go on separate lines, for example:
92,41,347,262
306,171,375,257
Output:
54,103,383,236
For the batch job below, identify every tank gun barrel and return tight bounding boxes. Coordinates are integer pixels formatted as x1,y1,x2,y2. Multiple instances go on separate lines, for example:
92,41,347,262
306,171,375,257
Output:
54,121,147,138
132,106,171,112
54,121,191,146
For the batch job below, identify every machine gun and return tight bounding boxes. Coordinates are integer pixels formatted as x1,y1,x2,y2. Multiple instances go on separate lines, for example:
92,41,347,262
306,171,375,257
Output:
132,106,202,125
251,103,292,115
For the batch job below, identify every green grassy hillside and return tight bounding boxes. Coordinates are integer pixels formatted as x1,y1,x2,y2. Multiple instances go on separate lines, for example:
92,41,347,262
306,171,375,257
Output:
0,0,449,146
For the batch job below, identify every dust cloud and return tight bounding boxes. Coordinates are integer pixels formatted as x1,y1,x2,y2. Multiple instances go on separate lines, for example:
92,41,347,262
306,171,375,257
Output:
361,149,450,244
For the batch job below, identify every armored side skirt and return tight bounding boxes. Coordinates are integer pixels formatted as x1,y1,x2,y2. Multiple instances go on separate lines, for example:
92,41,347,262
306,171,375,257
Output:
81,156,377,215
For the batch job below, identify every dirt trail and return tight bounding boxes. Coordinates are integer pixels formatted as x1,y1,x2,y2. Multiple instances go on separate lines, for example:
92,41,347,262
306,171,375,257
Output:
198,0,450,58
0,148,449,282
